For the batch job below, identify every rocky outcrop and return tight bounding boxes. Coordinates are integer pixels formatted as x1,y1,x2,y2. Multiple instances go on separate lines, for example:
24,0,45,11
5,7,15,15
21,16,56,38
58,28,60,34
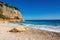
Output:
9,27,28,32
0,1,24,22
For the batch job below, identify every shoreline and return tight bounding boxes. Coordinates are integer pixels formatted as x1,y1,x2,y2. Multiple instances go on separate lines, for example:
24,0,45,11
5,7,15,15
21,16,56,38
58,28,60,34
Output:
0,23,60,40
0,22,60,32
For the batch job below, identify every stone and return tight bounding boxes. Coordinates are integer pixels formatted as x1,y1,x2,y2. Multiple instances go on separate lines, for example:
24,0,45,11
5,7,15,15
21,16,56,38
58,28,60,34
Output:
0,1,24,22
9,27,27,32
9,28,20,32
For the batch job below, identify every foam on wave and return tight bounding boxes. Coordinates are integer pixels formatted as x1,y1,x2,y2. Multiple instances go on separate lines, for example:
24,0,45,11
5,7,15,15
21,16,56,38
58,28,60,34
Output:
22,24,60,32
0,22,60,32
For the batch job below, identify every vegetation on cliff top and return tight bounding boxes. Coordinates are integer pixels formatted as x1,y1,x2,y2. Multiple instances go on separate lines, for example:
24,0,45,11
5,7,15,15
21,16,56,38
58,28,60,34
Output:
0,1,19,10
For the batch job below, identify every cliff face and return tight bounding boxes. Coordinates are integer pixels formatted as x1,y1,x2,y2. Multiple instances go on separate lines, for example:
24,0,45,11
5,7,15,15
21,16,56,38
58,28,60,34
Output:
0,1,24,22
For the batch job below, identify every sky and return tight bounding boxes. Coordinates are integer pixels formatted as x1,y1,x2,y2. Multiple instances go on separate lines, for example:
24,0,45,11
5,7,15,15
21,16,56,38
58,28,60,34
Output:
0,0,60,20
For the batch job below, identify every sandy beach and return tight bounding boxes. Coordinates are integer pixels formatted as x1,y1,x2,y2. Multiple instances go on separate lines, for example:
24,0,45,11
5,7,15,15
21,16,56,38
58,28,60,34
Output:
0,22,60,40
0,0,60,40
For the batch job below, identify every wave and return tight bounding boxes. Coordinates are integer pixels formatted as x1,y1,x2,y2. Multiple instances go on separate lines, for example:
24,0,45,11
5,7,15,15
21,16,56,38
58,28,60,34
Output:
22,24,60,32
0,22,60,32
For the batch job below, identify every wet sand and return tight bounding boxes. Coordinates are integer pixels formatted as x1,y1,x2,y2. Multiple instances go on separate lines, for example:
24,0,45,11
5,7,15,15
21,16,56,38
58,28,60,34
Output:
0,23,60,40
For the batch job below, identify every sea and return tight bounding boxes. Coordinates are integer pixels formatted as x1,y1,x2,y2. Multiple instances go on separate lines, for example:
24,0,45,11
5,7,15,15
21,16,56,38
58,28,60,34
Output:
3,20,60,32
17,20,60,32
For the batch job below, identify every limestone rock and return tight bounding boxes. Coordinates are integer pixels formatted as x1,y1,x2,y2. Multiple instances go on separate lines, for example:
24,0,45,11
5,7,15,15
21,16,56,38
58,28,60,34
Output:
0,1,24,22
9,27,27,32
9,28,20,32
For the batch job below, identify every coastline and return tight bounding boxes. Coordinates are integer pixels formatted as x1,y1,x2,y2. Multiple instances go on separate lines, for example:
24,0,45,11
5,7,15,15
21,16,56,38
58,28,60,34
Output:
0,22,60,40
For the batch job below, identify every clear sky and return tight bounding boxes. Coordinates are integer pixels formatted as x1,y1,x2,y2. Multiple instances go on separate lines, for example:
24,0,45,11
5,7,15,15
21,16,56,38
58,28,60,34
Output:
0,0,60,20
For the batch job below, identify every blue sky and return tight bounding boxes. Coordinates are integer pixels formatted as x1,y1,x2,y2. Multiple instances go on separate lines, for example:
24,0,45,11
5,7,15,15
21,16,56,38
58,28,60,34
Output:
0,0,60,20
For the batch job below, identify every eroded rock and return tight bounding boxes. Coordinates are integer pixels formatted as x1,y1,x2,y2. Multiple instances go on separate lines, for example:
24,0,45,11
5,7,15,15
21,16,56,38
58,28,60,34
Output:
9,27,28,32
0,1,24,22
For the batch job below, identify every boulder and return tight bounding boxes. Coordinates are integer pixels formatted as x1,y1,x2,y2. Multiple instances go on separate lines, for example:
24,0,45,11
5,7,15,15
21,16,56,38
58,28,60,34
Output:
9,27,27,32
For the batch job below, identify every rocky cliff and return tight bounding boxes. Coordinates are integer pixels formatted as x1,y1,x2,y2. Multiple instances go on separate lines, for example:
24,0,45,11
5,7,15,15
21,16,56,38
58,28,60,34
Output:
0,1,24,22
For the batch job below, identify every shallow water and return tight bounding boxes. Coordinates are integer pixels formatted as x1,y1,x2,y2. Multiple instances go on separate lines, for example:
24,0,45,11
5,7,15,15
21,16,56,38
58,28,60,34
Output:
0,20,60,32
17,20,60,32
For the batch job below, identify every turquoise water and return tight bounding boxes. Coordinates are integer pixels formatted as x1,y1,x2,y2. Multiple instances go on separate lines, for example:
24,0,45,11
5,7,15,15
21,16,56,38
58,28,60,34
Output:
17,20,60,25
17,20,60,32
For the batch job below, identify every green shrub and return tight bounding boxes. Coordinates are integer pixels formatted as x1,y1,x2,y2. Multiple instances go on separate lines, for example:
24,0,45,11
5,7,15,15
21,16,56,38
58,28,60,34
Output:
0,14,9,19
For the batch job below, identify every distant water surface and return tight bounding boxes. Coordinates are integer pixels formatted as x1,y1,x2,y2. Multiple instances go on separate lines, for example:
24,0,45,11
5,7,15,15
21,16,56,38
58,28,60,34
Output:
17,20,60,25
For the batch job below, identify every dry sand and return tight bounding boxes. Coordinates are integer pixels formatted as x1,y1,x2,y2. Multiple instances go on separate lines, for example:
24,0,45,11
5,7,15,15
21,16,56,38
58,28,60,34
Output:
0,22,60,40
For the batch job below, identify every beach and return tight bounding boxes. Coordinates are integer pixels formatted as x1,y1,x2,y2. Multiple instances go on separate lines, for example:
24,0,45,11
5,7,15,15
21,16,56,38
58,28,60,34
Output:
0,22,60,40
0,0,60,40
